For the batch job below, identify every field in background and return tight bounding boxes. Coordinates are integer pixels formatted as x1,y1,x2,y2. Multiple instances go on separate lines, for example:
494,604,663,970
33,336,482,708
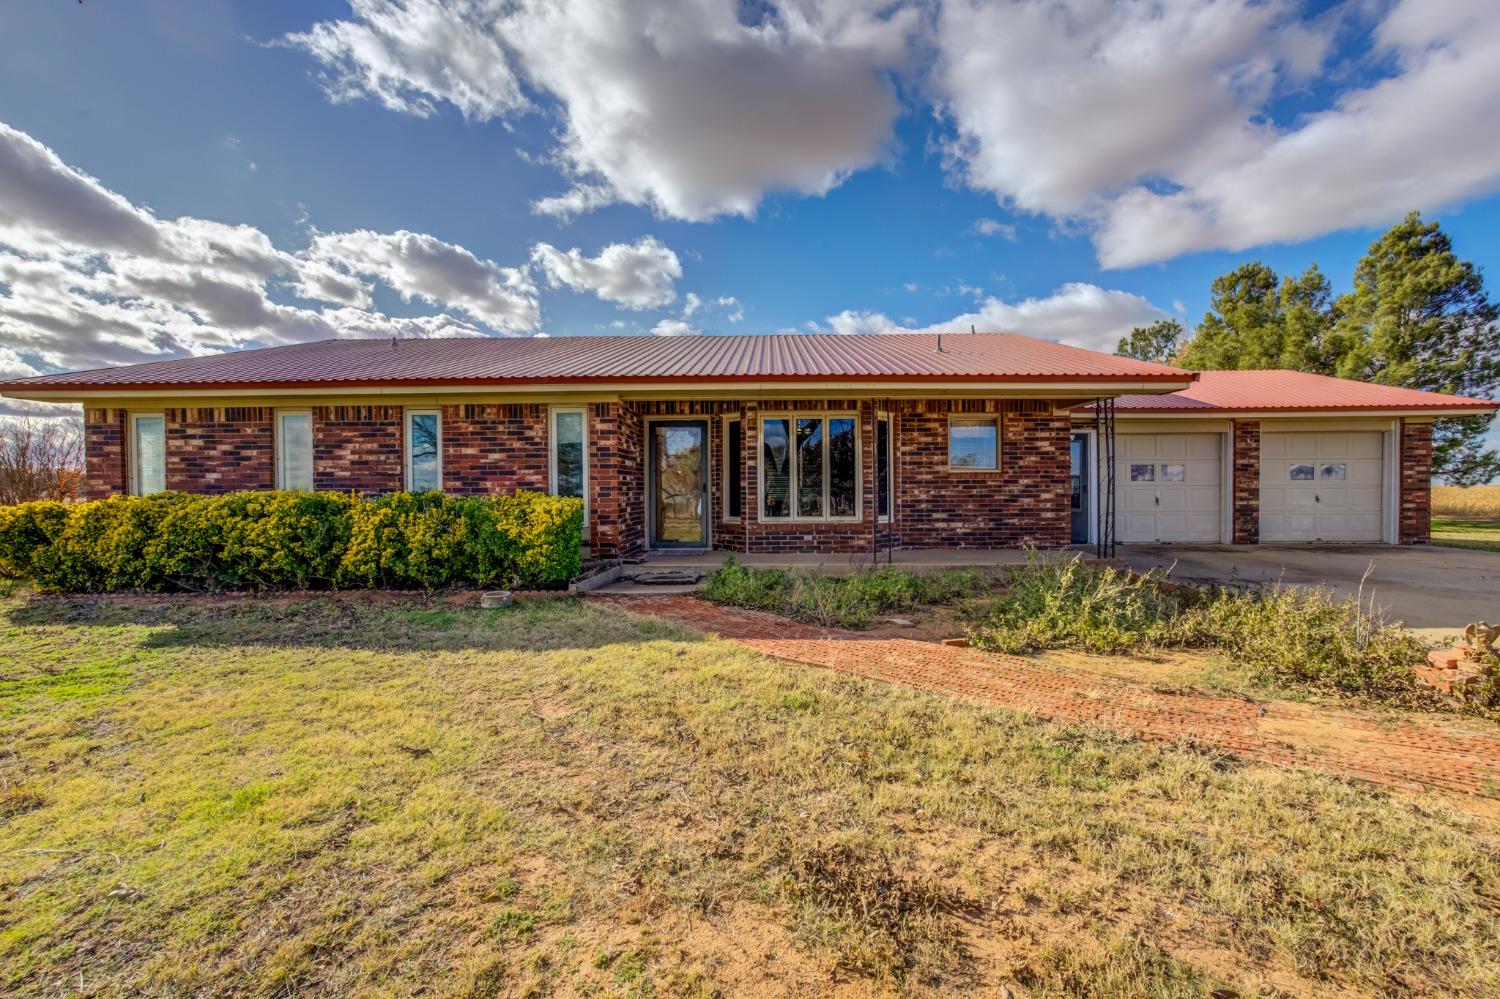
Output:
1433,485,1500,520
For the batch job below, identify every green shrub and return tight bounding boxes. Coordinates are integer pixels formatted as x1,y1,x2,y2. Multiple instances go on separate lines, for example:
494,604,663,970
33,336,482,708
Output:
702,558,989,629
0,501,69,579
967,551,1436,707
0,490,582,593
965,552,1193,655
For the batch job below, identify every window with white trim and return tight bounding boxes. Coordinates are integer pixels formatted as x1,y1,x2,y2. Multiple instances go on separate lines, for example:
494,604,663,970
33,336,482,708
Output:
550,408,587,510
876,414,891,521
948,415,1000,470
760,415,858,520
276,411,314,491
405,409,442,492
130,413,166,496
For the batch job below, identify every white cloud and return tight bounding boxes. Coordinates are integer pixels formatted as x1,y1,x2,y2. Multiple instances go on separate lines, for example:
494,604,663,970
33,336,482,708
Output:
305,229,539,331
681,292,702,317
818,282,1168,353
0,345,41,380
650,318,700,337
971,217,1016,240
281,0,528,121
0,121,538,378
531,236,680,310
1090,0,1500,267
287,0,915,222
714,295,744,323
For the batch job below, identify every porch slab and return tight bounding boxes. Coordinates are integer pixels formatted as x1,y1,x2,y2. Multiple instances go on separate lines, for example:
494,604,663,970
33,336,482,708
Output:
631,547,1070,573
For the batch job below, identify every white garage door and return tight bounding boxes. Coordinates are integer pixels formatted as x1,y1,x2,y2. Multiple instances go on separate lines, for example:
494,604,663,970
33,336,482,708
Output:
1115,434,1223,543
1260,432,1385,542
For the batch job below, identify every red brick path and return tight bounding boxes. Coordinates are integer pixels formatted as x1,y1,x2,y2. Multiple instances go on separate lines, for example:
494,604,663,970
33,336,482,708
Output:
593,594,1500,801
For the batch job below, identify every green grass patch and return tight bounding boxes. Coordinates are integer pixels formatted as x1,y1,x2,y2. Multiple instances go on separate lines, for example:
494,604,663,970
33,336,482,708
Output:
701,556,987,628
2,592,1499,996
1433,518,1500,552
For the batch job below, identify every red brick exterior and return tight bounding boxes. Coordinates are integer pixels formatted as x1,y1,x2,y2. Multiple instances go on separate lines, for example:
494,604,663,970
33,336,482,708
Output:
441,403,548,495
75,397,1440,555
589,402,644,558
83,408,127,500
312,405,403,494
1231,419,1260,545
165,407,275,492
1399,419,1432,545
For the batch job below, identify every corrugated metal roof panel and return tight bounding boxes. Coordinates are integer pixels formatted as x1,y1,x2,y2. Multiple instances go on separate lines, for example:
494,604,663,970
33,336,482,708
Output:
1108,369,1495,412
0,332,1194,391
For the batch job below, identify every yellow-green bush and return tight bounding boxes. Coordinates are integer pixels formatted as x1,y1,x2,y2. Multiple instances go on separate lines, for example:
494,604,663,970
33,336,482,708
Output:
0,490,583,592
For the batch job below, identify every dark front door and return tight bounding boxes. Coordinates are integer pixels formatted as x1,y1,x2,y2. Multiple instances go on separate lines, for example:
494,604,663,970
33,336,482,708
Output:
1070,432,1090,544
649,421,708,548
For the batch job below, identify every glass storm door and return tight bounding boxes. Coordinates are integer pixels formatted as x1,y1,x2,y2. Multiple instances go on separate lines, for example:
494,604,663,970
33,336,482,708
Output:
650,421,708,548
1070,432,1090,544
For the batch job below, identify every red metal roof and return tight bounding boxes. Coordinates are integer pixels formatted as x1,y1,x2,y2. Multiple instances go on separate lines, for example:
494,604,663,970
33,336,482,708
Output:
1107,369,1496,413
0,333,1193,393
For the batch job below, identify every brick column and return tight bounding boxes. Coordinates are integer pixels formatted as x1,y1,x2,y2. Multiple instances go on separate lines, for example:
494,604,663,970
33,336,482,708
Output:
1231,420,1260,545
587,401,644,558
1399,419,1432,545
83,407,128,499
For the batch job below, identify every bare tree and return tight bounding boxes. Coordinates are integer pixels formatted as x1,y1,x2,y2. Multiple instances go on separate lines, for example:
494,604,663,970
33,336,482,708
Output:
0,415,85,505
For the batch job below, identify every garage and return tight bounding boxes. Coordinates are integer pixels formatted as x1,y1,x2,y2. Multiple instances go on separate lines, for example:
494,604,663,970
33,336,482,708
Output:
1260,431,1385,542
1115,433,1223,543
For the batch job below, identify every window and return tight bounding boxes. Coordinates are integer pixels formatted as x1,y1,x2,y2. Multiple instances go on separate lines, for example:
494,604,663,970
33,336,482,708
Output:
948,416,999,469
1159,463,1186,482
276,411,313,491
875,415,891,521
1320,463,1347,481
550,408,586,508
1130,463,1155,482
405,409,441,492
130,413,166,495
760,415,859,521
725,418,743,520
1289,463,1315,481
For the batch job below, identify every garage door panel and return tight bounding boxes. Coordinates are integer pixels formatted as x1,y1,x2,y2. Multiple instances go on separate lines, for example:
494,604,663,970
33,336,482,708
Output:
1115,433,1223,543
1261,432,1385,542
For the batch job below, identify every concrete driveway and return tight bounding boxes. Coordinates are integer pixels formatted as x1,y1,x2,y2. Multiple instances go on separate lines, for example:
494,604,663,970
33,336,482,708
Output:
1116,543,1499,633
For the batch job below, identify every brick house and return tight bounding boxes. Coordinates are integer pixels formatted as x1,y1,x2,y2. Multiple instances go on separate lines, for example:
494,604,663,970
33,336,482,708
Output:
2,333,1492,556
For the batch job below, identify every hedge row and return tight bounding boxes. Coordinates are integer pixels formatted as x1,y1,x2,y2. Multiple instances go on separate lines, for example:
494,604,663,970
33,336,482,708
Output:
0,490,584,592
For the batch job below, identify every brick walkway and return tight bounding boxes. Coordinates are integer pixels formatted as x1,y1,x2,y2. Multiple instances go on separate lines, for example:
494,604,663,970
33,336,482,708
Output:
592,594,1500,802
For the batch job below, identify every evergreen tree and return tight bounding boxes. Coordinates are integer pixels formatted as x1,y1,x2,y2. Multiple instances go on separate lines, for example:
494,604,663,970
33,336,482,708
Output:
1116,319,1184,364
1178,262,1334,372
1334,213,1500,484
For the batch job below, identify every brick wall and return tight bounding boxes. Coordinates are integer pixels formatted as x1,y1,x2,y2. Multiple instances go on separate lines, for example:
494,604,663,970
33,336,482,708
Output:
1231,420,1260,545
1399,419,1432,545
83,407,127,499
887,399,1070,549
441,403,548,495
165,407,274,492
312,404,403,494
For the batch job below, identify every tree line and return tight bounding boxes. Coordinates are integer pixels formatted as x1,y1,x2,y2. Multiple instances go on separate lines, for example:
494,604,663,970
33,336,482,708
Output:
1117,213,1500,484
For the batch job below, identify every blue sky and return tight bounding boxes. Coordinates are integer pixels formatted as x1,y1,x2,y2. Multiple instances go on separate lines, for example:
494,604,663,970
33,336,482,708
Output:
1,0,1498,407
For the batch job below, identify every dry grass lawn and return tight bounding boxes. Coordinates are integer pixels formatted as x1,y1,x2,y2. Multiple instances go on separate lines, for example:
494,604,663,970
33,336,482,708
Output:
4,587,1500,997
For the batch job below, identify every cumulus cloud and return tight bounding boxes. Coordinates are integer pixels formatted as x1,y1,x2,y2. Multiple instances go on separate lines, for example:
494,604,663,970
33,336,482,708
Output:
0,121,537,380
286,0,915,221
817,283,1168,353
305,230,539,331
531,236,681,310
651,318,700,337
934,0,1500,267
